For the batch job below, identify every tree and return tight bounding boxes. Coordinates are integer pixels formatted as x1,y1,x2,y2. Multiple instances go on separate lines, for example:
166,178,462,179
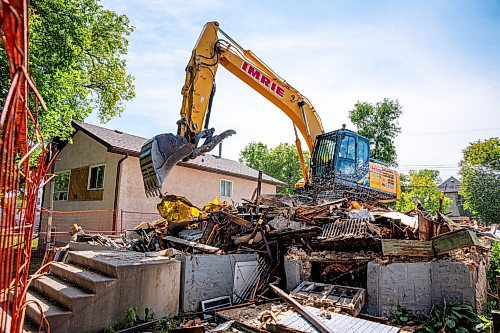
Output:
239,142,309,194
459,138,500,224
348,98,403,166
0,0,135,141
394,169,450,215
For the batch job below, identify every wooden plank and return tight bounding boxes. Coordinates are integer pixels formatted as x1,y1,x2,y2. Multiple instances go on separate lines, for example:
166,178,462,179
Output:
432,229,485,255
270,284,333,333
382,239,433,257
163,236,222,254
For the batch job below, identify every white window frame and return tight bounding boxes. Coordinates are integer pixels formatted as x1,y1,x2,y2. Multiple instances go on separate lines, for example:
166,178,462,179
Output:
220,179,233,198
53,170,71,201
87,164,106,190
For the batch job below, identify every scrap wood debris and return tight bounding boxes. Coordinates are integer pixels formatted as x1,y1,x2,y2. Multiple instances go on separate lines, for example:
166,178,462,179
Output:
68,185,495,319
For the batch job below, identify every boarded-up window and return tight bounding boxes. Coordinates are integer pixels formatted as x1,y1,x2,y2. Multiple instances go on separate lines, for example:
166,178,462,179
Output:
68,166,103,201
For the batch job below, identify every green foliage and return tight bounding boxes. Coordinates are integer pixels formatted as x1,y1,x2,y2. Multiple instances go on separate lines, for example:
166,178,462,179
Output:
389,305,412,326
459,138,500,225
239,142,310,194
395,169,450,214
487,241,500,303
348,98,403,166
155,316,180,332
416,301,485,333
0,0,135,141
103,307,155,332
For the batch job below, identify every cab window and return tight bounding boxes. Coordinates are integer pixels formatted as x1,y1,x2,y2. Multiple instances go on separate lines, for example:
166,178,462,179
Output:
357,138,369,167
312,135,336,176
338,135,356,175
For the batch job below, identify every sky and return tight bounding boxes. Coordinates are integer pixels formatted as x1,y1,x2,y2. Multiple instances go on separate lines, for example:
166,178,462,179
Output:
91,0,500,182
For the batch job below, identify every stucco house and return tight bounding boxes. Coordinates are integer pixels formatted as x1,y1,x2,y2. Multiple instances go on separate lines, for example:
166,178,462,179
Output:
40,121,284,241
438,176,470,220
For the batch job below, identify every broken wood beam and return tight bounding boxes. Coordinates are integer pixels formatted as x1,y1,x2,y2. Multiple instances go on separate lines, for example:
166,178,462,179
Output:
432,229,486,255
382,239,433,257
269,284,334,333
163,236,222,254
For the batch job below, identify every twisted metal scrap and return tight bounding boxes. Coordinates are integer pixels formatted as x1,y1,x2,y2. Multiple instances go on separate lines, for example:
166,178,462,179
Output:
1,0,52,331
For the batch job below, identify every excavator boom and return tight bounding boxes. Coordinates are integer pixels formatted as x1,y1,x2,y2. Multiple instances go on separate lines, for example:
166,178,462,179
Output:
140,21,400,202
140,21,323,197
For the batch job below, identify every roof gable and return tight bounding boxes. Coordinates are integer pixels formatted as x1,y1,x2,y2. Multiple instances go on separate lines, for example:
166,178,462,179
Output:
71,121,285,186
438,176,460,192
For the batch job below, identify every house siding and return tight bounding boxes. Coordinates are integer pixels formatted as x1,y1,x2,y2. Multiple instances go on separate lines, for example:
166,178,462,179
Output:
40,131,121,243
42,130,278,239
118,156,276,230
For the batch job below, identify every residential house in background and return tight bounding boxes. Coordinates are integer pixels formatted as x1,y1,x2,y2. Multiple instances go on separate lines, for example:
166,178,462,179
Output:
40,121,284,244
438,176,470,221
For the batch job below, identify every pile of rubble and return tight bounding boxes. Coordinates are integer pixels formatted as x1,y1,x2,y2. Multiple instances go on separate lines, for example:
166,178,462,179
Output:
66,188,493,332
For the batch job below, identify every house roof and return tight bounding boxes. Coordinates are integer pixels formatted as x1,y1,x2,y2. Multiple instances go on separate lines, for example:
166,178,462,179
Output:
438,176,460,193
72,121,285,186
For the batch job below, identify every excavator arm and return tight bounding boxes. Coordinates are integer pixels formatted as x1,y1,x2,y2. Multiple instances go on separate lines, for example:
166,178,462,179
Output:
141,21,324,196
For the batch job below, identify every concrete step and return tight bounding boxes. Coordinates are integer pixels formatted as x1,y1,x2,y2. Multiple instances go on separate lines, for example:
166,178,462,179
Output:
24,290,71,332
31,275,95,311
66,251,119,278
49,261,116,294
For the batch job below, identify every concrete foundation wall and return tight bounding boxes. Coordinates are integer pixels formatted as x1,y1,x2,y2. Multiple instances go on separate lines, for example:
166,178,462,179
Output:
67,251,181,331
176,253,258,313
367,260,487,318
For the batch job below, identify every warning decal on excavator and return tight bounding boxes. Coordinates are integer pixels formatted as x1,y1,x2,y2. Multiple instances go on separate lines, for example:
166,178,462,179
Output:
368,162,397,194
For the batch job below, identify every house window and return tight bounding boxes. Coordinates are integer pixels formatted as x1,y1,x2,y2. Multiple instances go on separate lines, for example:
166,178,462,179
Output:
88,164,105,190
53,171,70,201
220,179,232,197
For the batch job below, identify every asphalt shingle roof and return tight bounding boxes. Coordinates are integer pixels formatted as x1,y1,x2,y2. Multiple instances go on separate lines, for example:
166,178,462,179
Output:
438,176,460,193
72,121,285,186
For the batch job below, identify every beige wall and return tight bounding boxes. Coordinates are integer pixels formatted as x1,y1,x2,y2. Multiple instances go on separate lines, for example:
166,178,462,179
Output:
42,130,278,234
43,131,121,211
118,156,277,230
41,131,121,242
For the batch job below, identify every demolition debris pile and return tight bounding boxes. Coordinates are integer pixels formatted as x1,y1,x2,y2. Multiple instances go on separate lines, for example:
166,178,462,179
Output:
66,190,494,332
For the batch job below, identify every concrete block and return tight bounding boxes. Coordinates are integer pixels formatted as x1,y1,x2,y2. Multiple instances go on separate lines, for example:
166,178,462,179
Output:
284,258,302,292
431,261,476,307
176,253,258,313
367,259,487,319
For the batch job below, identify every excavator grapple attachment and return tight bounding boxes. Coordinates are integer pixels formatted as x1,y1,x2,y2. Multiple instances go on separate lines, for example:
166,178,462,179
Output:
139,130,236,197
140,133,193,197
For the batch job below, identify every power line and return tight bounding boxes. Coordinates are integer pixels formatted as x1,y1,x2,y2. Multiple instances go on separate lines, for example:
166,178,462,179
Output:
401,127,500,136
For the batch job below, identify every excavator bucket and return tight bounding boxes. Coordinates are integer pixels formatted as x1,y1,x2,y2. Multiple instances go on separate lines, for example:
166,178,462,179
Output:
140,129,236,197
140,133,193,197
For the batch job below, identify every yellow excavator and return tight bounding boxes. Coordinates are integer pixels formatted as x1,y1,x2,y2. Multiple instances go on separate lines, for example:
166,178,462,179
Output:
140,22,400,202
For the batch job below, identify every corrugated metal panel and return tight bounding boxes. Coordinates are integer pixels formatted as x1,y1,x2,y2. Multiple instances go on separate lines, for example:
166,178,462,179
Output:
277,306,399,333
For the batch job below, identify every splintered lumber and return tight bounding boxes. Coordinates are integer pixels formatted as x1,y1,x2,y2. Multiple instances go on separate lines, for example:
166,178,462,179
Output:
163,236,222,254
432,229,485,255
220,212,252,228
269,284,334,333
382,239,433,257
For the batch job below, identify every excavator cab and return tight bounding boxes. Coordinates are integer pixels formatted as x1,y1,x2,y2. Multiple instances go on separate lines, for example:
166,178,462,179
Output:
311,129,370,184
